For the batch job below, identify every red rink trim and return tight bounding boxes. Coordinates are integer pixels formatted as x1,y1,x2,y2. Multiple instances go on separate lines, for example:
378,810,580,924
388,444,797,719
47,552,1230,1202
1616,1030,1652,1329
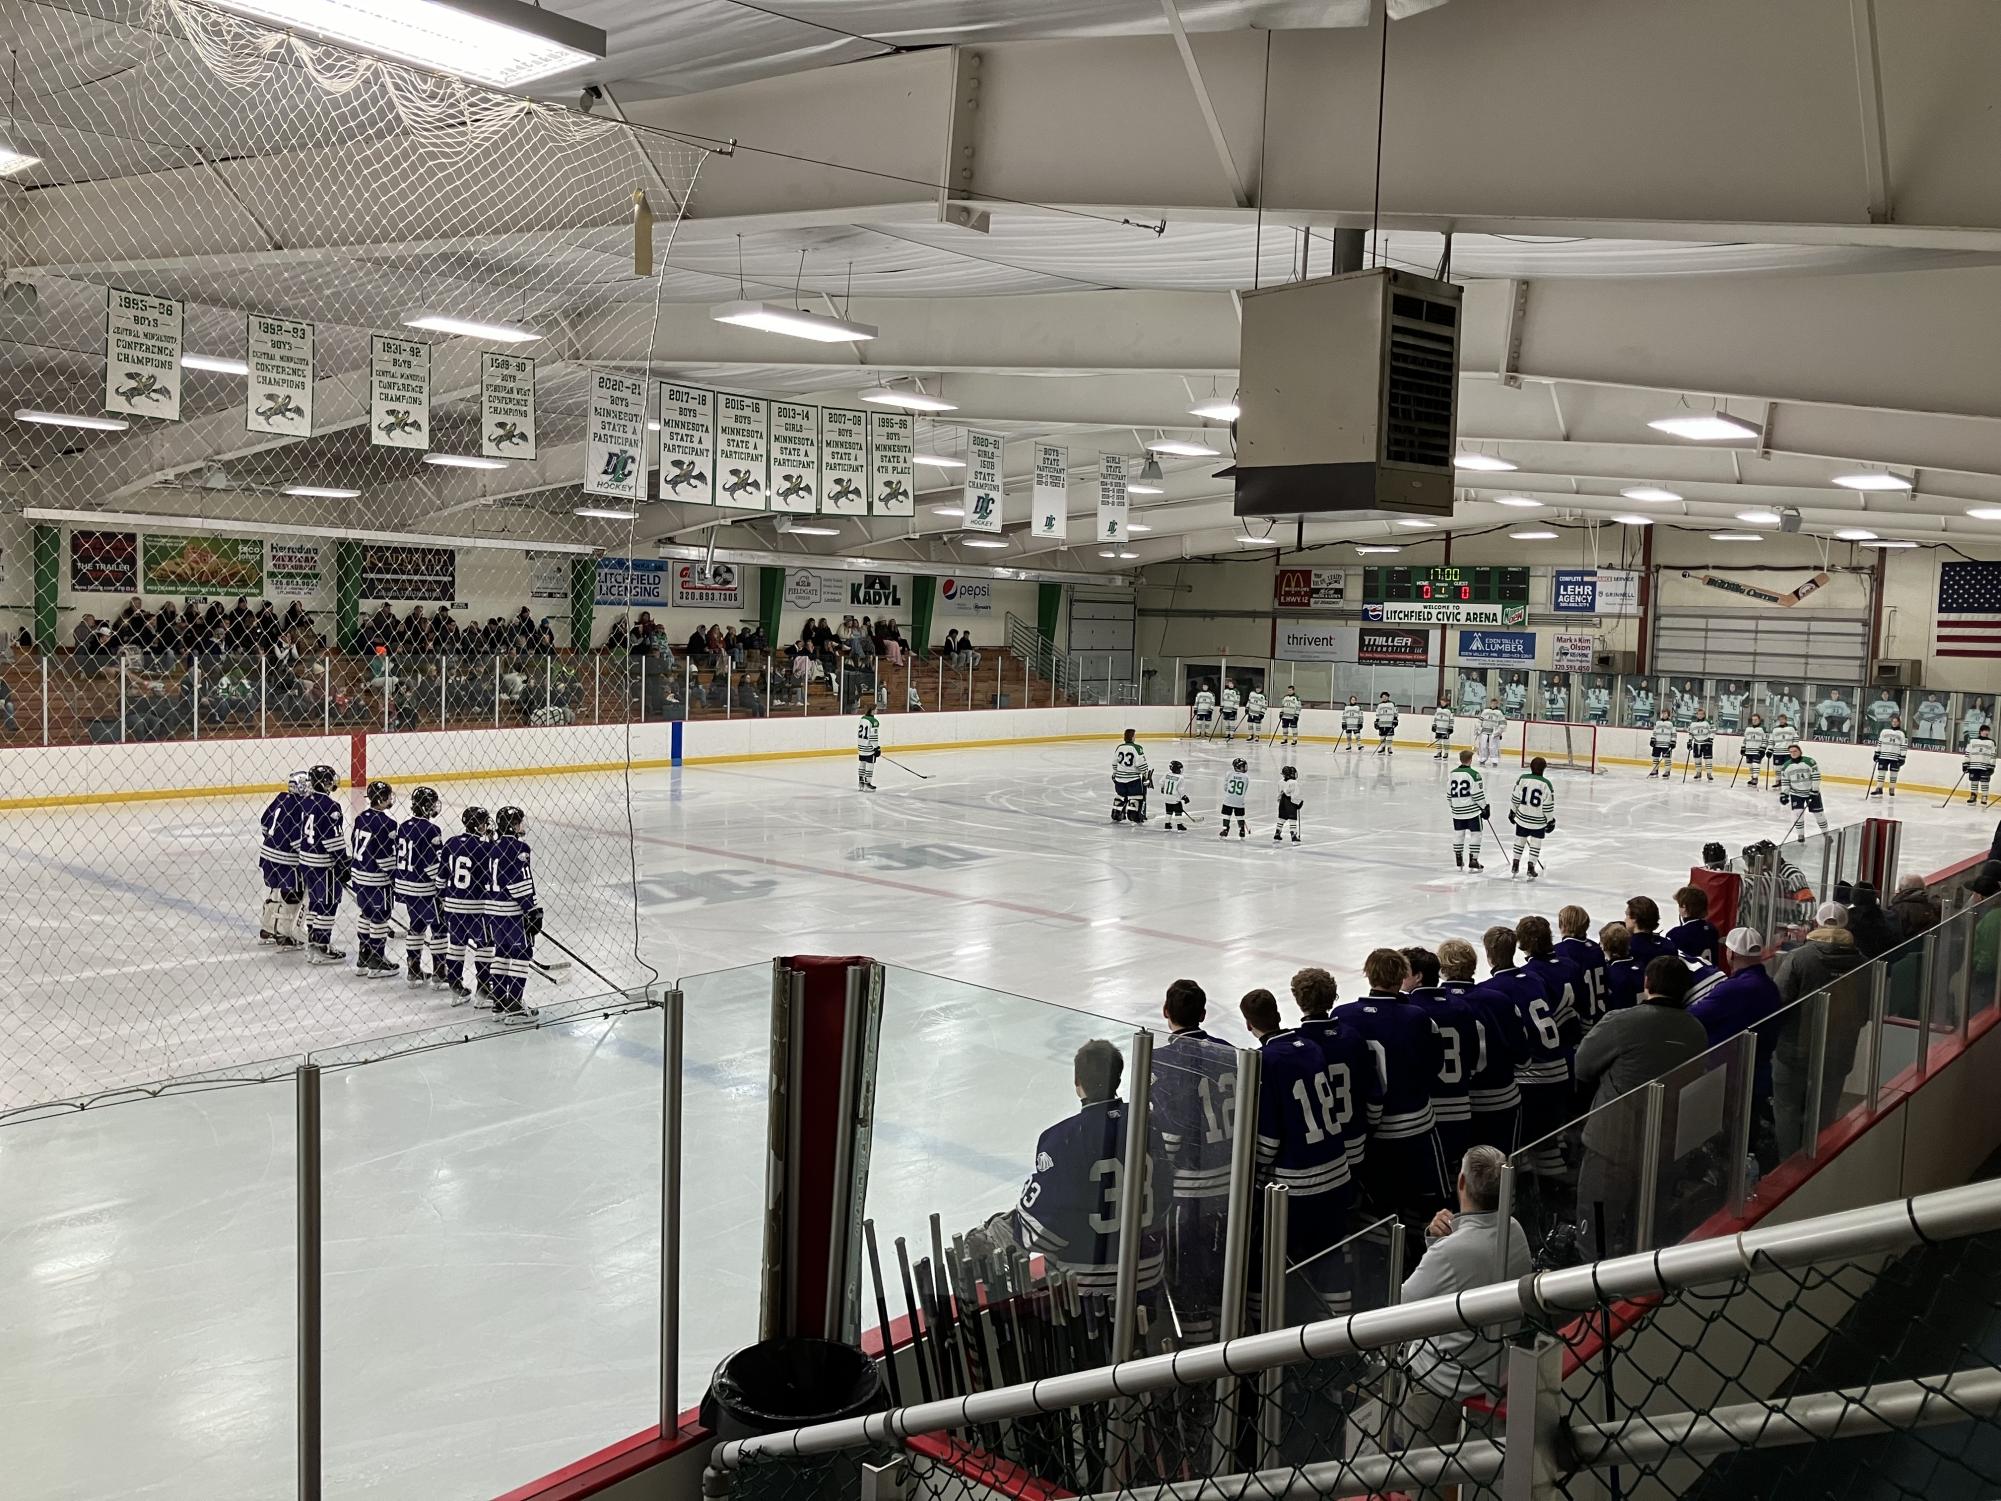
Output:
488,1418,707,1501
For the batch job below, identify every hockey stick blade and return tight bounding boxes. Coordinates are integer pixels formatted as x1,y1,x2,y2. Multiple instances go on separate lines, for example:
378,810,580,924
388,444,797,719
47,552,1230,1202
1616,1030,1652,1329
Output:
537,930,624,993
882,755,932,780
1940,771,1967,809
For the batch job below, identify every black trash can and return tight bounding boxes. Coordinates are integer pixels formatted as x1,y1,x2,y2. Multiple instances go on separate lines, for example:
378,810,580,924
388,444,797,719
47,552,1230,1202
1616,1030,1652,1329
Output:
703,1338,888,1501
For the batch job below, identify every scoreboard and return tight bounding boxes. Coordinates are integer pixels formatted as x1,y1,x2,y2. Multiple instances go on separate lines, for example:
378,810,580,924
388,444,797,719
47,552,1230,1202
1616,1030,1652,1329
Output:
1363,565,1530,604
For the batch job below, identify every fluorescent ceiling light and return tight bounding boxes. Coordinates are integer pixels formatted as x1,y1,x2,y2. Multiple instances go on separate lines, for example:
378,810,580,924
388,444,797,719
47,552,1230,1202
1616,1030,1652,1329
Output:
962,538,1009,549
1188,399,1240,422
709,300,877,344
1491,496,1542,509
1967,507,2001,521
15,408,128,431
1396,518,1438,529
1709,532,1765,542
208,1,606,89
1509,529,1558,540
1834,528,1878,541
782,523,841,537
859,386,957,413
647,420,661,431
1126,523,1152,533
1116,550,1139,559
1237,534,1282,546
1099,550,1120,558
931,506,965,518
1858,538,1918,548
182,353,249,375
1648,412,1758,441
1353,544,1403,555
284,485,362,499
423,453,508,470
22,506,595,554
1735,509,1783,525
401,312,541,343
1452,453,1517,472
1148,439,1220,457
1127,483,1164,496
574,506,637,520
914,453,966,469
0,146,40,176
1621,486,1681,503
1833,471,1912,491
1611,514,1655,526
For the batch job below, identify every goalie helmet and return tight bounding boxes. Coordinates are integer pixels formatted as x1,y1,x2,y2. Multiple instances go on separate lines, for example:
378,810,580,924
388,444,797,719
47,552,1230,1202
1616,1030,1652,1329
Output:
410,786,441,818
366,779,394,809
1702,841,1727,867
1232,758,1247,772
462,806,492,836
287,769,310,794
309,764,338,793
496,806,526,837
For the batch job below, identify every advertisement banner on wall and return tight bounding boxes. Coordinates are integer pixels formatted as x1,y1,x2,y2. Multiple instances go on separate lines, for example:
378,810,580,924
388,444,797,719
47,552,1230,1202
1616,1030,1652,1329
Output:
716,392,771,510
595,556,671,608
785,567,903,613
267,541,325,599
141,535,264,597
1358,626,1432,664
584,370,647,501
527,552,570,602
361,542,455,602
669,561,744,610
1274,621,1437,664
964,430,1005,533
70,530,138,593
1456,629,1536,665
104,287,184,421
1275,620,1348,662
1366,600,1527,628
868,412,914,516
819,407,870,515
769,402,821,513
368,334,430,449
246,314,313,435
1552,568,1641,615
1553,632,1595,671
938,577,993,615
657,383,717,505
1275,567,1347,610
480,353,538,460
1032,443,1067,543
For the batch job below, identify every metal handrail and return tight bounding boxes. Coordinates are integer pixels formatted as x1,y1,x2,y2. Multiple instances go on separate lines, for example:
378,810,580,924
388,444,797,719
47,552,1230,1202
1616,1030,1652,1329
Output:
712,1177,2001,1470
1004,612,1069,699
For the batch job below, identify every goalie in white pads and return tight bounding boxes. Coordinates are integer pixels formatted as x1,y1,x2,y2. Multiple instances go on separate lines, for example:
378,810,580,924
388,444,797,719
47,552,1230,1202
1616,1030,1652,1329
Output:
1278,687,1302,746
258,769,308,947
1219,758,1251,839
1158,760,1190,831
1509,756,1556,879
1219,683,1242,741
1430,703,1455,760
1111,728,1151,824
1476,699,1506,766
1373,693,1399,755
1191,683,1217,739
1273,764,1304,843
1779,742,1830,837
1245,687,1268,743
1966,724,1996,807
1869,716,1907,798
1687,708,1716,780
1741,714,1770,787
1648,715,1678,778
1339,696,1365,751
1447,749,1489,871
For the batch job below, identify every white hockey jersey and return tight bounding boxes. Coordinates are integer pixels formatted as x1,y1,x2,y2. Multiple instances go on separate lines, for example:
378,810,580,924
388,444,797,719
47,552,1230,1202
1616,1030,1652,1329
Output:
1374,701,1400,732
1222,771,1251,809
1687,716,1715,748
1446,766,1487,819
1342,703,1365,731
1815,697,1852,733
1650,720,1678,751
1194,690,1216,716
1431,708,1455,738
857,714,881,754
1158,771,1186,804
1876,727,1908,764
1967,735,1998,772
1112,741,1150,783
1510,772,1557,833
1741,724,1770,757
1770,720,1797,751
1220,688,1241,715
1246,690,1268,718
1280,693,1302,721
1477,707,1505,736
1780,756,1823,800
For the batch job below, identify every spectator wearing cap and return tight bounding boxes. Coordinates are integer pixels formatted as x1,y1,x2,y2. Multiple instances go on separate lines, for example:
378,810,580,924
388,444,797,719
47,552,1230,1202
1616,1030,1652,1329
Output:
1771,902,1866,1157
1690,928,1787,1163
1844,882,1900,960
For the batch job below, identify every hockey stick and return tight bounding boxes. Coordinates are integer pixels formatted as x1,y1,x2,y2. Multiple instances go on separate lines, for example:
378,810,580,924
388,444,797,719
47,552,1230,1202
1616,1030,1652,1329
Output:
1680,752,1691,783
881,754,932,780
1728,755,1744,789
537,930,624,993
1939,770,1967,808
386,912,568,981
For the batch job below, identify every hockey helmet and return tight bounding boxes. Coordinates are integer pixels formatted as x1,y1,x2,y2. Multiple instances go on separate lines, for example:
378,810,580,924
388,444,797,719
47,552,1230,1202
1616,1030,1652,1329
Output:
1702,841,1727,866
366,779,394,808
1232,757,1248,772
1281,764,1298,780
1741,839,1777,862
1169,760,1184,774
287,769,310,794
410,786,441,818
308,764,338,793
462,806,493,836
496,806,526,836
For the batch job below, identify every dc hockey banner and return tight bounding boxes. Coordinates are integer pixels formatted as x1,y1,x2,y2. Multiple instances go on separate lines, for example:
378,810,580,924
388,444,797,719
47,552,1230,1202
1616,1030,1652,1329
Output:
368,334,429,449
964,430,1004,533
1031,442,1067,542
1096,454,1129,542
480,353,538,460
246,314,313,435
657,383,717,504
820,407,870,515
769,402,821,513
104,287,183,420
716,392,771,510
584,371,647,501
869,411,914,515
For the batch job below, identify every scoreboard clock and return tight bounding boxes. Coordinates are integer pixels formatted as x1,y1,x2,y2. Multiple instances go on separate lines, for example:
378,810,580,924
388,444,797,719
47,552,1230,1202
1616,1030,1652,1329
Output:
1363,565,1531,604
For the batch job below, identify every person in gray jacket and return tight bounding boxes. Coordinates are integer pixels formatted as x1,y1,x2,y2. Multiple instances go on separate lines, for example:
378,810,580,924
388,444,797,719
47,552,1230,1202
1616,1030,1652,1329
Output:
1573,957,1709,1256
1771,903,1867,1156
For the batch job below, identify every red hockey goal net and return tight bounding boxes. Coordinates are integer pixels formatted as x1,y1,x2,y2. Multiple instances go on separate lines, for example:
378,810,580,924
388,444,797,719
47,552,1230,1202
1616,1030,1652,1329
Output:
1520,720,1603,774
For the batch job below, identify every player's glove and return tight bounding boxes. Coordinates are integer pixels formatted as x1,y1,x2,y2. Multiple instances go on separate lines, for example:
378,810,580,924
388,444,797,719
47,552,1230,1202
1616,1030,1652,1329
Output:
525,907,543,938
1482,805,1491,818
332,852,351,887
1544,818,1557,833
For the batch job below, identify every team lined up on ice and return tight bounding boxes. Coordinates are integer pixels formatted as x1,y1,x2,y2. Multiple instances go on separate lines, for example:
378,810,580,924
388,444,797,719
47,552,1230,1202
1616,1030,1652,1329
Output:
257,770,544,1023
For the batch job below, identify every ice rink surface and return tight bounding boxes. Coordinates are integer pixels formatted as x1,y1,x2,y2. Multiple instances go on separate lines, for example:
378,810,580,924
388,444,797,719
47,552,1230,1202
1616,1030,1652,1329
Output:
1,732,1991,1498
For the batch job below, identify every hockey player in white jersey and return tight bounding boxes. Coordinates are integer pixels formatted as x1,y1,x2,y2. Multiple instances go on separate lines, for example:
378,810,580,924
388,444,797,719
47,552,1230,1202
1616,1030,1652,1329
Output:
1509,756,1557,879
1430,703,1455,760
1244,687,1268,743
1686,708,1716,780
1585,678,1612,725
1278,687,1302,747
1158,760,1190,831
1741,714,1771,787
1191,683,1217,739
1814,688,1853,740
1965,724,1996,807
1476,699,1506,766
1768,715,1798,801
1272,764,1304,843
1340,696,1365,751
1219,758,1251,838
856,700,882,790
1779,742,1830,838
1373,693,1400,755
1869,716,1908,798
1446,749,1489,872
1648,715,1678,777
1219,683,1242,741
1111,728,1151,824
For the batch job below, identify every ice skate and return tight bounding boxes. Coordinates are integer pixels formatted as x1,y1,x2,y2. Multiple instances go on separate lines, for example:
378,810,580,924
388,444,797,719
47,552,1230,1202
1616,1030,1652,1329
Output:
1468,854,1483,872
306,940,345,966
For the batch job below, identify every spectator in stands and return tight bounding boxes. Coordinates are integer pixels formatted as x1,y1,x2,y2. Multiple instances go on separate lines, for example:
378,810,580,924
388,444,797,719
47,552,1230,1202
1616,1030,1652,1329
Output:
1692,927,1786,1164
601,616,629,655
225,595,256,652
735,672,766,718
941,628,962,662
1890,875,1940,940
436,612,461,655
1844,882,1899,959
280,601,312,640
1380,1145,1530,1488
1666,887,1719,963
507,606,534,653
1624,896,1674,967
253,600,281,655
955,633,982,671
1771,902,1866,1156
846,617,874,662
365,603,396,651
1968,863,2000,996
0,669,14,732
71,612,98,652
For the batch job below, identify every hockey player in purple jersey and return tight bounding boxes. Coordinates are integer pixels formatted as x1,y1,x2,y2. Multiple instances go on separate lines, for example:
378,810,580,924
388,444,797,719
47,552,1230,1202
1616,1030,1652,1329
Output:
394,786,445,987
1291,967,1381,1184
1336,951,1449,1226
1150,979,1238,1343
1241,989,1354,1298
1624,895,1677,968
1400,946,1483,1171
1475,925,1566,1175
295,764,347,965
484,806,542,1024
259,769,308,947
439,807,493,1003
1554,905,1610,1030
1666,886,1721,964
1441,938,1525,1153
350,780,400,978
1600,923,1646,1014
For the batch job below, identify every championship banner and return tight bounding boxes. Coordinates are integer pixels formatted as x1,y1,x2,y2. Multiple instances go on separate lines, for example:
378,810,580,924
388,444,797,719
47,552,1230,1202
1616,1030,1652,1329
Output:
769,402,821,513
717,392,770,510
657,383,717,504
267,541,325,600
584,370,647,501
104,288,183,420
368,334,430,449
246,315,313,435
1096,454,1129,542
820,407,870,515
480,353,538,460
868,411,914,515
965,430,1004,533
1031,442,1068,543
141,535,263,597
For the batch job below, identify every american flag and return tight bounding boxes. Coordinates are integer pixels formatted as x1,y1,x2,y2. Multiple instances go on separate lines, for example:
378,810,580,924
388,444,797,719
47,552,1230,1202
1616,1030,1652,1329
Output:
1936,561,2001,658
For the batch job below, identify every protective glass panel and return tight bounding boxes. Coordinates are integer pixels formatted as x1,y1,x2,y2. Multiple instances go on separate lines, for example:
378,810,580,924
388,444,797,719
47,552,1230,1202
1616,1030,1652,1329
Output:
1802,681,1862,743
1647,1037,1752,1246
1532,670,1575,722
1511,1079,1653,1264
1907,689,1958,751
